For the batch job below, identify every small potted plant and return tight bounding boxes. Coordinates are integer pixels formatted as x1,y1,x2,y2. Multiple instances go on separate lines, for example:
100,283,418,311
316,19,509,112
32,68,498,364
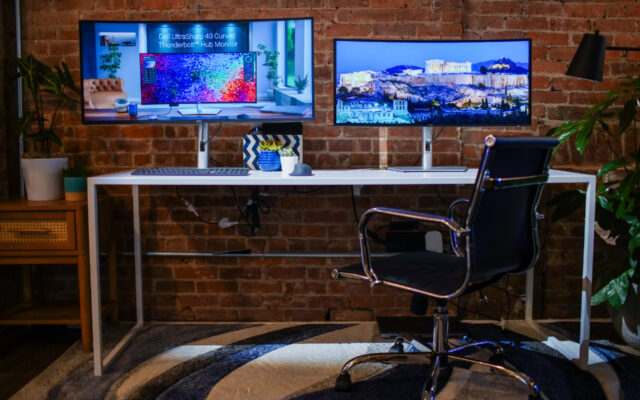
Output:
257,139,283,171
294,75,309,94
17,54,81,201
279,147,299,174
62,162,91,201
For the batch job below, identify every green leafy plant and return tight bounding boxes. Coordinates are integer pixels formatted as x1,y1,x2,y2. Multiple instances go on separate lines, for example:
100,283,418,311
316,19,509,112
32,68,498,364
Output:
257,44,281,88
294,75,309,93
258,139,283,152
16,54,82,157
100,43,122,79
278,147,296,157
547,77,640,309
62,162,91,178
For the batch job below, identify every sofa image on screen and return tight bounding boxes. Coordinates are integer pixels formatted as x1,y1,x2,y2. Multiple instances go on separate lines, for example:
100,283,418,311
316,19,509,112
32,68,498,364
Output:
83,78,127,109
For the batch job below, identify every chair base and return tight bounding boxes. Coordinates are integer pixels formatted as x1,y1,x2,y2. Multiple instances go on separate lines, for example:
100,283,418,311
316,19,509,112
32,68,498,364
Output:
335,306,540,400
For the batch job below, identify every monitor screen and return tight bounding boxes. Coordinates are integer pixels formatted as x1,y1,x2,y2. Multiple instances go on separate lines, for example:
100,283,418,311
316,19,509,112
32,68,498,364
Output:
79,18,314,124
140,52,257,104
334,39,531,126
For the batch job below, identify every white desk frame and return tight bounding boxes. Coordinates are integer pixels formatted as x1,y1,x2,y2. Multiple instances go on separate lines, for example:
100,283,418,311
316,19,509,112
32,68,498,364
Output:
88,168,595,375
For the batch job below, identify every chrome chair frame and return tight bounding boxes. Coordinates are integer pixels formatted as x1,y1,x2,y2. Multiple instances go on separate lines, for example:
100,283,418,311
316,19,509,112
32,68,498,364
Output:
332,135,555,400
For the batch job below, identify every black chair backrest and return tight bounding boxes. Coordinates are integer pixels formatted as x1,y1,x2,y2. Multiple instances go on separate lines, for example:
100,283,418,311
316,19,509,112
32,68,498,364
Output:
465,136,558,282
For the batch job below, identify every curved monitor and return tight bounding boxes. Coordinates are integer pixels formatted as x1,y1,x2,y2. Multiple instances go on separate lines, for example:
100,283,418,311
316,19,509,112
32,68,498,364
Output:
334,39,531,127
79,18,314,124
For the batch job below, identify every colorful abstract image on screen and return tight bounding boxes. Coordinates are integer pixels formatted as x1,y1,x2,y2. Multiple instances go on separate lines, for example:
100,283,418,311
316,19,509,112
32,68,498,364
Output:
140,52,257,104
335,40,531,126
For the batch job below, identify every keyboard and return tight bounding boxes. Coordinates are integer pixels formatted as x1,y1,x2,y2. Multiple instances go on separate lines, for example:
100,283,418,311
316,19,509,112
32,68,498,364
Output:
132,167,250,176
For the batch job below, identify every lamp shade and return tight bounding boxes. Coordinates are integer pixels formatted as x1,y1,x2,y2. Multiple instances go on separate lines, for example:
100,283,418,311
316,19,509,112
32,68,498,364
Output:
566,32,607,82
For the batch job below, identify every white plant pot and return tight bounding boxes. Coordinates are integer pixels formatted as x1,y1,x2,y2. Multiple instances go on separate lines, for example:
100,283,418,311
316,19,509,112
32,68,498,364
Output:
280,156,299,175
21,157,68,201
609,283,640,349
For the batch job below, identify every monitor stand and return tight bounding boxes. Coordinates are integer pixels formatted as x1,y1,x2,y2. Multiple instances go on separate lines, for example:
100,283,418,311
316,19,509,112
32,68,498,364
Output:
388,127,467,172
197,121,209,169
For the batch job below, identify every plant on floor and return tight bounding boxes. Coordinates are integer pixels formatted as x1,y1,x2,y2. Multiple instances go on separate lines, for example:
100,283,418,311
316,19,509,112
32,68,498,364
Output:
547,76,640,310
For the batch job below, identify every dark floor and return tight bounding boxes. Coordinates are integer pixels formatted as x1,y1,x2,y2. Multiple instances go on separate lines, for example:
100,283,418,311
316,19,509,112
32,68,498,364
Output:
0,320,628,399
0,325,80,399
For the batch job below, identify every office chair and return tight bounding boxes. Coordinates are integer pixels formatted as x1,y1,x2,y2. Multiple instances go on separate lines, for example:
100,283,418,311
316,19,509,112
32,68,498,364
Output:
332,135,558,400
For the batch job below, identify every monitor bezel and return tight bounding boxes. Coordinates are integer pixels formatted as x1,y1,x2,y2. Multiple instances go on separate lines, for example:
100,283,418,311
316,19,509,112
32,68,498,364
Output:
79,17,315,125
333,38,532,127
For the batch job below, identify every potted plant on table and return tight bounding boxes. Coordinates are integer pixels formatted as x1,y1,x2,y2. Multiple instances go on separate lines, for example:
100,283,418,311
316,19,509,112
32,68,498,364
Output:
547,76,640,348
257,139,283,171
279,147,299,174
62,162,91,201
17,54,82,201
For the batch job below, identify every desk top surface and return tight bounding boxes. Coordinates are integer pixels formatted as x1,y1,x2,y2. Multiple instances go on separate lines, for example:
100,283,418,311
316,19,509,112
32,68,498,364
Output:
88,168,594,186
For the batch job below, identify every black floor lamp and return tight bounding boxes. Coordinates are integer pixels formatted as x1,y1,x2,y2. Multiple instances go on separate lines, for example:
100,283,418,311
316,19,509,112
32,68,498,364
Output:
567,31,640,82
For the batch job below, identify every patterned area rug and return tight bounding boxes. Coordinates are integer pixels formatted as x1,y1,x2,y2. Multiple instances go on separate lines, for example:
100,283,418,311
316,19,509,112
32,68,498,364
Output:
10,321,640,400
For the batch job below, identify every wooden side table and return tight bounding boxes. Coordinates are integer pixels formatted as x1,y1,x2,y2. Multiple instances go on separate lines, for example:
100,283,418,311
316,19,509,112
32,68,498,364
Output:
0,199,117,352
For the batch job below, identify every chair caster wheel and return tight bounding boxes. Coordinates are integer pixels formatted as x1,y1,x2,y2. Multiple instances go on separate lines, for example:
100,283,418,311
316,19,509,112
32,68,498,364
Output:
390,343,404,353
335,373,351,392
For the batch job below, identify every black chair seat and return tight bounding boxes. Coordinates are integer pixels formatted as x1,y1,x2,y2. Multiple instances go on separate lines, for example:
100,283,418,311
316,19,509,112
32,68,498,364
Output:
338,251,466,296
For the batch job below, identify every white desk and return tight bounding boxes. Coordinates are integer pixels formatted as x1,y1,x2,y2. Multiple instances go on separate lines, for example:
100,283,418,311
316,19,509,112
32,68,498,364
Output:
87,168,596,375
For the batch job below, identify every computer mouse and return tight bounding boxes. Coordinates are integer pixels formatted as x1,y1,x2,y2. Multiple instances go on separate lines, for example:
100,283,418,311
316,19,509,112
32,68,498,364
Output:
237,114,250,119
290,163,312,176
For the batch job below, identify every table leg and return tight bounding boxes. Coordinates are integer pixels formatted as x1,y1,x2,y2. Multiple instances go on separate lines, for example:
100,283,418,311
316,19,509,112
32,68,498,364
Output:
133,185,144,324
579,176,596,369
88,180,103,375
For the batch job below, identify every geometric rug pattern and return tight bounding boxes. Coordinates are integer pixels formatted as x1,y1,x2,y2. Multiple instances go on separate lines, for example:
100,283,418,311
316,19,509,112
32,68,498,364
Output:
10,322,640,400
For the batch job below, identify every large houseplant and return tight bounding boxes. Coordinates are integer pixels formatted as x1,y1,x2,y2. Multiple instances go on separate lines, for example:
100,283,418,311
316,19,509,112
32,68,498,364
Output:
16,54,81,200
548,76,640,347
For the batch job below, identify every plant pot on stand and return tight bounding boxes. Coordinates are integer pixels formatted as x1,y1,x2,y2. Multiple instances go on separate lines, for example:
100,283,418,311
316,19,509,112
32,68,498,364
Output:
64,176,88,201
21,157,68,201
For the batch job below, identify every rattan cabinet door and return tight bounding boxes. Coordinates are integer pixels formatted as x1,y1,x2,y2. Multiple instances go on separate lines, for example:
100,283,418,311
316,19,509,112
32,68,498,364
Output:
0,211,76,251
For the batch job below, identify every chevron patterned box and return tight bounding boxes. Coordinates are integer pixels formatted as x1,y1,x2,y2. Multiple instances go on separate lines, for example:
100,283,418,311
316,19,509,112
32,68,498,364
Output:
242,134,303,170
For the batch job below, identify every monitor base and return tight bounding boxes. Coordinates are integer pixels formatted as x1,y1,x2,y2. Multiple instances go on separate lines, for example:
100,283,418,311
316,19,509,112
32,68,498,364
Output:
388,166,468,173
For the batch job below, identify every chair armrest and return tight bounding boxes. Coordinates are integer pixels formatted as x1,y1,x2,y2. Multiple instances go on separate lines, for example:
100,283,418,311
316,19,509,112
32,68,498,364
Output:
357,206,468,285
448,198,469,257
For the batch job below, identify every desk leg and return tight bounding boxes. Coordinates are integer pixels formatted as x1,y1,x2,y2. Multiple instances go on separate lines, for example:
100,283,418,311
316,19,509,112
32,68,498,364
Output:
525,269,534,322
579,176,596,369
88,181,103,375
133,185,144,324
95,185,145,375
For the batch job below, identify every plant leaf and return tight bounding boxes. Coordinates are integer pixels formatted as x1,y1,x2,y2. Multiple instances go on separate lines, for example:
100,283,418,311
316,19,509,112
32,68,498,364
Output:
592,268,631,309
597,159,630,177
618,99,636,134
547,190,585,222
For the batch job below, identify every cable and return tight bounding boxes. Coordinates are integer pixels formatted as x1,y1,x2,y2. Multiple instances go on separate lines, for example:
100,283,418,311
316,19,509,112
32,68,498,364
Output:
294,186,327,194
208,157,223,167
176,186,219,225
350,185,360,223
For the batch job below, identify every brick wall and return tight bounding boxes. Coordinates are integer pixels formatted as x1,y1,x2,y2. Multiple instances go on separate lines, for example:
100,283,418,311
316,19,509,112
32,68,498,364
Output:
7,0,639,322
